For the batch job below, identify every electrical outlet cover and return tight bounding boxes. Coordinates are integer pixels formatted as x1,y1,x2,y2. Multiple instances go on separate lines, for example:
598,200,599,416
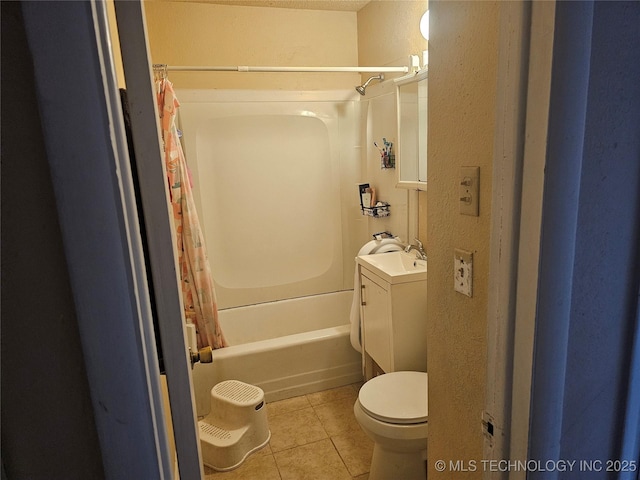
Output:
454,249,473,297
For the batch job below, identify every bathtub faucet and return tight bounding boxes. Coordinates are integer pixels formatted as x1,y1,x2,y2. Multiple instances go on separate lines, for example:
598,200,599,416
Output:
405,239,427,261
190,346,213,368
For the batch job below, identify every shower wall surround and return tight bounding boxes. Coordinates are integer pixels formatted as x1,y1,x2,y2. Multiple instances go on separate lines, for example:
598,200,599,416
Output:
179,89,367,308
144,1,423,309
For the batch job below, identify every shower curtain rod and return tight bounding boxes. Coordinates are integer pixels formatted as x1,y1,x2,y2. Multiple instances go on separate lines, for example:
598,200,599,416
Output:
154,64,410,74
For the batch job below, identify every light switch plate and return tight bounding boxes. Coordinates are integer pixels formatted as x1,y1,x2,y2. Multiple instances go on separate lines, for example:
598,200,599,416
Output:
454,248,473,297
459,166,479,216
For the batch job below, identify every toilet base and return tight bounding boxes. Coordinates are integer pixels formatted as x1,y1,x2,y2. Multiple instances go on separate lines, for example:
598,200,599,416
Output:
369,444,427,480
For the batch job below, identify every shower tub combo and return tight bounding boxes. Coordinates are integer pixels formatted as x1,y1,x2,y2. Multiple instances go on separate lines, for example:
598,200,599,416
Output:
192,291,361,415
178,90,365,416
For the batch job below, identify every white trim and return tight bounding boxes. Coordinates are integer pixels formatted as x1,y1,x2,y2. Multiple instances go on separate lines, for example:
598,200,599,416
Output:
484,3,531,478
484,3,557,476
509,2,556,477
91,2,172,477
395,69,428,192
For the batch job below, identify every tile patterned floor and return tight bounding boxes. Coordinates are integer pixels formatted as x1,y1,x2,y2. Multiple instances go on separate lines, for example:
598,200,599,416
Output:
204,383,372,480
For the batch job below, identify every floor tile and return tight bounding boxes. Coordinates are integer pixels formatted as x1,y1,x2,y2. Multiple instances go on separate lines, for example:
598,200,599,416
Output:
306,385,357,406
274,438,352,480
268,395,311,417
259,444,273,456
204,452,281,479
331,427,374,477
202,386,371,479
313,396,361,436
268,406,328,452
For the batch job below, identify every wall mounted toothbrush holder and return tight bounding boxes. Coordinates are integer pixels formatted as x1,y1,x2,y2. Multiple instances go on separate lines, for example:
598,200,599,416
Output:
375,139,395,169
381,153,395,169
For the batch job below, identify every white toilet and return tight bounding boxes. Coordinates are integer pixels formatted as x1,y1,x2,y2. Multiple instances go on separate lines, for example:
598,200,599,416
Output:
354,371,428,480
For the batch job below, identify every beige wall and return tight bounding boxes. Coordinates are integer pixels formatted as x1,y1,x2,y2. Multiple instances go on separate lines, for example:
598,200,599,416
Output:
357,0,428,84
427,1,499,477
143,1,360,90
144,0,428,90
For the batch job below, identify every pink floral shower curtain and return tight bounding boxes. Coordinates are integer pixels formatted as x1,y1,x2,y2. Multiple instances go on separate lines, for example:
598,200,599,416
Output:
156,77,227,349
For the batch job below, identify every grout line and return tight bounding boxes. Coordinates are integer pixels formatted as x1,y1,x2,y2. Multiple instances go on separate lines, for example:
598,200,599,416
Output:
270,450,284,480
327,434,355,478
207,386,369,479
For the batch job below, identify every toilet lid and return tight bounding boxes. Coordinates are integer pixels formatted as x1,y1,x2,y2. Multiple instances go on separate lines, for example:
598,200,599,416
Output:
358,371,428,424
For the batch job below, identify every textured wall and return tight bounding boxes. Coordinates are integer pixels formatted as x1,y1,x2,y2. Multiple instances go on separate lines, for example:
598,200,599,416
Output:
427,1,499,477
144,1,359,90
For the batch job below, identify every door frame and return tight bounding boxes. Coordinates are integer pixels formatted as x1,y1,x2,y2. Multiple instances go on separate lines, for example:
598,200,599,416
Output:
20,1,181,477
484,2,556,477
113,1,205,478
21,0,203,477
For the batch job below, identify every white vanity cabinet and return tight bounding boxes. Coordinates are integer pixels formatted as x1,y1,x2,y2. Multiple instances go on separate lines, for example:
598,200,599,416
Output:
358,258,428,380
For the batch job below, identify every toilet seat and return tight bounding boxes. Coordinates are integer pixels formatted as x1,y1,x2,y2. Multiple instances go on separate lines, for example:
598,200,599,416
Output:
358,371,428,425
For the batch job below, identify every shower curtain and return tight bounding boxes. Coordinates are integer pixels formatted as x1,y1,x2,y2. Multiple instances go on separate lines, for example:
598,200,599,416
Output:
156,77,227,350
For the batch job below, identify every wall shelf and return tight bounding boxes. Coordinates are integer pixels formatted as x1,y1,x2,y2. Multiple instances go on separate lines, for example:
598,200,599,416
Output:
362,202,390,218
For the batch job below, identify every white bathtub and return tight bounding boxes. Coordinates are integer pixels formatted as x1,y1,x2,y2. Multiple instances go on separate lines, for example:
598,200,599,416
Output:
179,89,365,416
192,291,362,416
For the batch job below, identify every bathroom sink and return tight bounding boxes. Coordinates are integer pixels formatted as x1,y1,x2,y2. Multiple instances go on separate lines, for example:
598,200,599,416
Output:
357,251,427,284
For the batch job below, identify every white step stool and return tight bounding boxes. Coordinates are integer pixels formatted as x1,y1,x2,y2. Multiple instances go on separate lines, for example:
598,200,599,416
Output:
199,380,270,471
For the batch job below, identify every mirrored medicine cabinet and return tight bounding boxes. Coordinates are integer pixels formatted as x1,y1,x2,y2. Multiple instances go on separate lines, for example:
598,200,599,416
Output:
395,69,428,190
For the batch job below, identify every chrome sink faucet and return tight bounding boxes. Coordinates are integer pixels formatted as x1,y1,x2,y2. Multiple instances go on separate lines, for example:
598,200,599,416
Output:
405,238,427,260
